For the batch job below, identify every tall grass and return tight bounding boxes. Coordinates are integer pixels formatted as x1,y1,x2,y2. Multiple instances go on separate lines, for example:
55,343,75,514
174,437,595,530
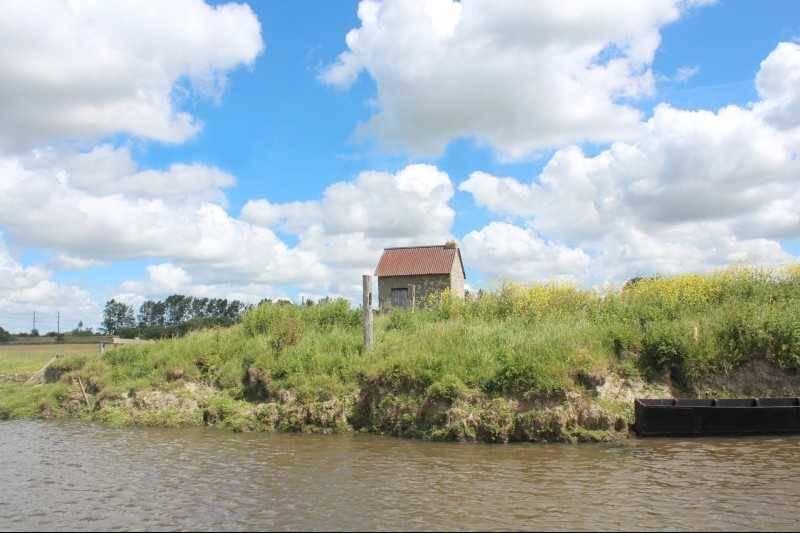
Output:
7,267,798,418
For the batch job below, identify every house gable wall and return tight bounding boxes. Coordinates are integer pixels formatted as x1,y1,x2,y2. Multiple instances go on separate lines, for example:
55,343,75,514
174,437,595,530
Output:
450,253,465,299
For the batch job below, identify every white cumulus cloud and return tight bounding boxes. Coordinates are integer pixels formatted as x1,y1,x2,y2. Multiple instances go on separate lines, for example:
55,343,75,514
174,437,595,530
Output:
0,233,97,331
242,164,457,295
118,262,286,304
753,41,800,130
0,150,330,290
459,42,800,283
462,222,590,283
321,0,711,159
0,0,264,152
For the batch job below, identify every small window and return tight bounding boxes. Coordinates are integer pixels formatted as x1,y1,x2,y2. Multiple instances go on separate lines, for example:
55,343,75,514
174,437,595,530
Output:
391,288,409,307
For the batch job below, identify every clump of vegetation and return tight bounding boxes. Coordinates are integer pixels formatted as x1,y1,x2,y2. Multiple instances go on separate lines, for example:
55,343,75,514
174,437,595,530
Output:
3,267,800,442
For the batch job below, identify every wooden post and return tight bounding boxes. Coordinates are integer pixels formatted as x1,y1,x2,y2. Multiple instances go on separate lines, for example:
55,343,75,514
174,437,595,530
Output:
363,275,373,348
75,377,93,409
410,284,416,312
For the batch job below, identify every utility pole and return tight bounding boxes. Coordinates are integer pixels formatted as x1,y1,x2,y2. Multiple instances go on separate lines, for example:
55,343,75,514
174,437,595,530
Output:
32,311,36,333
362,275,373,348
57,312,60,335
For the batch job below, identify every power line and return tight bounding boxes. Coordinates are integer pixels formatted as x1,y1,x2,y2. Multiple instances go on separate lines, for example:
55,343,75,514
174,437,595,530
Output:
0,311,100,334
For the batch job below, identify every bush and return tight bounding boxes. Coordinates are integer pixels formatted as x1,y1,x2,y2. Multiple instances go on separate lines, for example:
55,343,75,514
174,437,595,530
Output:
712,304,768,367
302,298,360,329
45,355,89,383
385,309,414,331
764,305,800,369
426,375,469,402
242,302,301,337
639,320,687,379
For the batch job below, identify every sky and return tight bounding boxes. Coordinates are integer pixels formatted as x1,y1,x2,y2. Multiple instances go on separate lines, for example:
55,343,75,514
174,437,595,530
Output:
1,0,799,333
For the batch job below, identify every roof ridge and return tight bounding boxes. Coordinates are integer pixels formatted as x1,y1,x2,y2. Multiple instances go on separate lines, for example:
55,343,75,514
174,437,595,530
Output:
383,244,450,250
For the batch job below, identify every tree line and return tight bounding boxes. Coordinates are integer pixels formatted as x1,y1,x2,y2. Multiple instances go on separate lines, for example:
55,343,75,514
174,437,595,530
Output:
102,295,251,338
0,321,97,343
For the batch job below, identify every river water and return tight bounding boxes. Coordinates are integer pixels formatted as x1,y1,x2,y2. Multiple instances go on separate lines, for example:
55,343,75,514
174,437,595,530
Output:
1,420,798,531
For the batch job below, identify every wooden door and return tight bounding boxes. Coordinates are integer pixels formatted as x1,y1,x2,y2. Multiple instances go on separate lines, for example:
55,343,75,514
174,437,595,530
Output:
391,288,409,308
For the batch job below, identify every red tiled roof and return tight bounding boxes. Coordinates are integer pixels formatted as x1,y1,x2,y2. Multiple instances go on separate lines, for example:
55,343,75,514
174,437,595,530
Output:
375,245,465,278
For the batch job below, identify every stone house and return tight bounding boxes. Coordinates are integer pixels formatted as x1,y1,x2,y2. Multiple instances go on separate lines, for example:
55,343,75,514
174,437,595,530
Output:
374,244,465,311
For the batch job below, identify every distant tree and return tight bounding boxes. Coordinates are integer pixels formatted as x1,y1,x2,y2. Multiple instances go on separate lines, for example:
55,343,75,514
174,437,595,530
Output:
190,297,209,320
102,299,135,335
30,328,39,337
225,299,245,319
138,300,166,328
117,327,139,339
164,294,191,326
121,294,250,339
0,326,11,343
210,298,228,319
70,321,94,336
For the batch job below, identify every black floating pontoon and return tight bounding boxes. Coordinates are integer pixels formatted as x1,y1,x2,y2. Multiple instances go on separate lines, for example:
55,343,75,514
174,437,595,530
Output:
635,398,800,437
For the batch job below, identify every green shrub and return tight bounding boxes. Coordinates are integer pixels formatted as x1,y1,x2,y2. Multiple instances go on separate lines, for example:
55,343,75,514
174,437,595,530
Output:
302,298,360,329
765,306,800,369
711,304,768,368
44,355,88,383
385,309,414,331
426,375,469,402
640,320,692,380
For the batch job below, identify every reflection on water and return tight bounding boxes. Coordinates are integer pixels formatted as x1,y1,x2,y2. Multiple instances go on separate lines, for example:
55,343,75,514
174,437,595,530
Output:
1,420,798,531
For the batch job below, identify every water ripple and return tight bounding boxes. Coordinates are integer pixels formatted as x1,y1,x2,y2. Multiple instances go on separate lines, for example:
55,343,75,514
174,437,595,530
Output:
1,420,799,531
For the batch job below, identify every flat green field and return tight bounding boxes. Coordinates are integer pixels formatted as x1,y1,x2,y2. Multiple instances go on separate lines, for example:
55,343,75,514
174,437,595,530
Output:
0,344,100,378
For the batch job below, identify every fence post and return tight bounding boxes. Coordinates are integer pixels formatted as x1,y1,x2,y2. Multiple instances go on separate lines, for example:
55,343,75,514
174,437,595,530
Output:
363,275,373,348
410,284,416,312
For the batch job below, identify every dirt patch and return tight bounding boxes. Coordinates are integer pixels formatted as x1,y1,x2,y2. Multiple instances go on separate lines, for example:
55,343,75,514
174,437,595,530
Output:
696,359,800,397
597,375,671,403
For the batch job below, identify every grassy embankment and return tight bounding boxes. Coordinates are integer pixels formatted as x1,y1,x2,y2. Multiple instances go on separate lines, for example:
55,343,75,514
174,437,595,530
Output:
2,266,800,443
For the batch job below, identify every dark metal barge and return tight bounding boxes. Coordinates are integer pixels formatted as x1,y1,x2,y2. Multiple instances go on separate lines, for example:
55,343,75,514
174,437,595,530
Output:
635,398,800,437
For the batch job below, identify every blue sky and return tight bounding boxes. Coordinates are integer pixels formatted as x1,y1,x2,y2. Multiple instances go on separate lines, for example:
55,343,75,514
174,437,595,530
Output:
1,0,799,332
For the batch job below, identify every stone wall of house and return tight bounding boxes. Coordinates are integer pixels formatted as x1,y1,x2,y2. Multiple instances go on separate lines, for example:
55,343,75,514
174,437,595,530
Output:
378,274,450,311
450,254,465,299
